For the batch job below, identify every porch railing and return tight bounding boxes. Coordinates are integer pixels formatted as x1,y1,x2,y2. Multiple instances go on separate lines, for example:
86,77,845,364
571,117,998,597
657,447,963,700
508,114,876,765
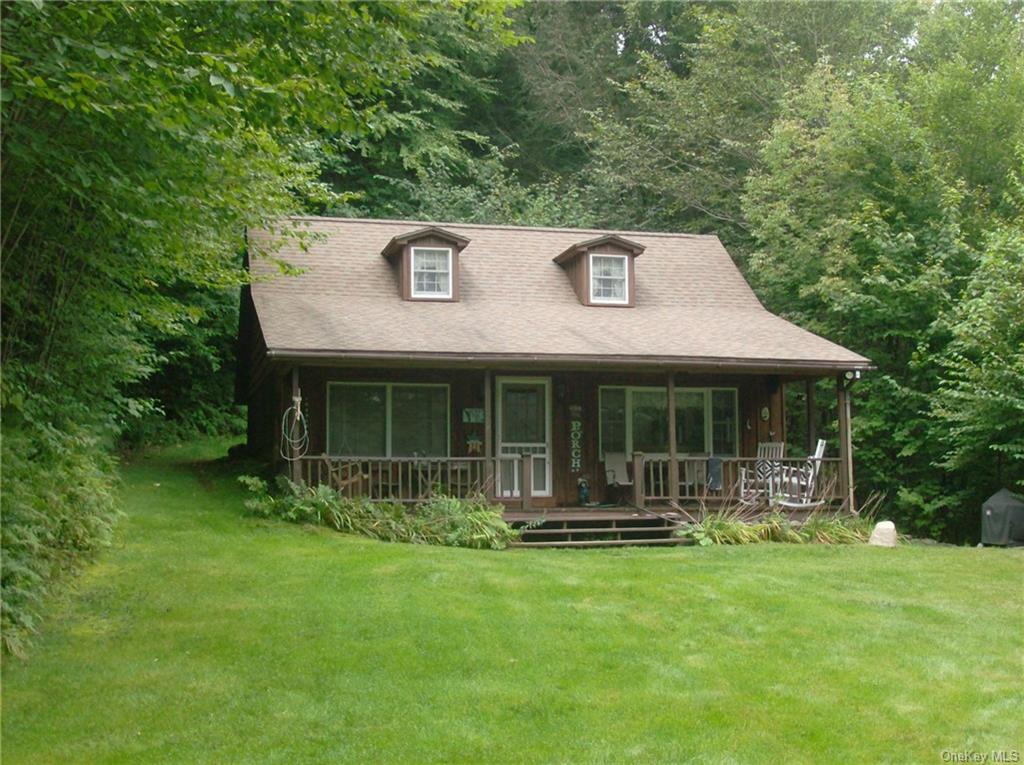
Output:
299,453,843,511
635,455,843,506
298,454,536,509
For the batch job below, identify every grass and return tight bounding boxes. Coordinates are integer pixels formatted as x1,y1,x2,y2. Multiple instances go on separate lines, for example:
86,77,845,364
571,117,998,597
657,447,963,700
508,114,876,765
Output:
2,440,1023,764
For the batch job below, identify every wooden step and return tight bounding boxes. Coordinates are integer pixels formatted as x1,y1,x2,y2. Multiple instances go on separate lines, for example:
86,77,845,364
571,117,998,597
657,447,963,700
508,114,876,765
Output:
518,525,681,535
512,537,691,548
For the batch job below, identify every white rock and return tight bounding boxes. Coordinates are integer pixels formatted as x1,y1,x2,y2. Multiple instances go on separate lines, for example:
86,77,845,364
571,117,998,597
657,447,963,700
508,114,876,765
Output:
868,520,898,547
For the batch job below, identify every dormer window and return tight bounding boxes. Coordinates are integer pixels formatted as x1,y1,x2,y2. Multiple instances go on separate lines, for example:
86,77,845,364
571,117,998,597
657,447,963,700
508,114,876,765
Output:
589,253,629,304
553,234,645,307
411,247,453,298
381,226,469,302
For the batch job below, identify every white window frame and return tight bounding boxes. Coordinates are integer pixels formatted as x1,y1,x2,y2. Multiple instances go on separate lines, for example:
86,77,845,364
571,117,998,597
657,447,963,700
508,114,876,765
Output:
588,252,630,305
598,385,739,457
326,382,451,457
410,246,453,299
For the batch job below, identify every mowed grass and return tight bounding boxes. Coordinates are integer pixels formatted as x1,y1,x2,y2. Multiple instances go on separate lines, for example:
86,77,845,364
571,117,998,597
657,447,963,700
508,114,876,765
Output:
3,441,1023,764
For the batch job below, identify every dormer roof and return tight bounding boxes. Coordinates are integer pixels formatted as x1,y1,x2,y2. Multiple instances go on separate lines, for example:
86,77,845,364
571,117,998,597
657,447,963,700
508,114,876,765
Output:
381,226,470,260
553,234,646,264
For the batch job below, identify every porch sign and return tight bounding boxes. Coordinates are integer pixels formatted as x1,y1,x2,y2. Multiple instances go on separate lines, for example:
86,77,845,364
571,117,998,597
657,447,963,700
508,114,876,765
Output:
569,405,583,474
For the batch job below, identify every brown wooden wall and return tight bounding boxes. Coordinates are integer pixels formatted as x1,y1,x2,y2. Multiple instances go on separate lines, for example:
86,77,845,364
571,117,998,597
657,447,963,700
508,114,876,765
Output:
279,366,787,507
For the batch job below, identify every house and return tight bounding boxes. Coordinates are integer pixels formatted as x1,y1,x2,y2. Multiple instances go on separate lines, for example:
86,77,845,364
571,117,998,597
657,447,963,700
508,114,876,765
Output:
236,216,870,513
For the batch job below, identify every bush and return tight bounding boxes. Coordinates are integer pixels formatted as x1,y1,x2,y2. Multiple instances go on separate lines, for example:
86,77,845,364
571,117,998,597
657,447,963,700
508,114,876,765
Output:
677,507,875,547
1,424,121,657
239,476,522,550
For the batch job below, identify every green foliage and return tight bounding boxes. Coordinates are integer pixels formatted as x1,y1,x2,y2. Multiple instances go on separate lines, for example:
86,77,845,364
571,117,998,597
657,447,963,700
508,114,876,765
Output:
582,0,921,242
932,210,1024,497
0,422,120,658
121,288,246,448
373,148,601,228
676,509,873,546
239,475,521,551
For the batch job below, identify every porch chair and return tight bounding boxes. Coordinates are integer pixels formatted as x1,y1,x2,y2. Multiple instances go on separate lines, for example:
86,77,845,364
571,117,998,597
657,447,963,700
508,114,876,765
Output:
773,438,827,510
738,441,786,504
603,452,632,502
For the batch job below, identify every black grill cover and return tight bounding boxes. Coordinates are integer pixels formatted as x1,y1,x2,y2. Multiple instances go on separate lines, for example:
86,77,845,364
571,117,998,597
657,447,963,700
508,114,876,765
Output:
981,488,1024,546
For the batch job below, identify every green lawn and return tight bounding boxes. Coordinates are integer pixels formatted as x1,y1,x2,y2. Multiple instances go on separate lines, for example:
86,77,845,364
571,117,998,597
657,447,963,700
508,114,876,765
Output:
3,441,1022,764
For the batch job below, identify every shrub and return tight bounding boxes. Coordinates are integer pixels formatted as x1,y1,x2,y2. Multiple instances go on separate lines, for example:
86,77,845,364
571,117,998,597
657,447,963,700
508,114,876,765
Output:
239,476,522,550
1,424,121,657
676,506,876,546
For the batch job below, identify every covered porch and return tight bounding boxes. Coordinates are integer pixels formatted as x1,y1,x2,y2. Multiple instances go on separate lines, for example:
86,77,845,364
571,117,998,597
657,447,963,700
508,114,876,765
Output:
267,362,860,514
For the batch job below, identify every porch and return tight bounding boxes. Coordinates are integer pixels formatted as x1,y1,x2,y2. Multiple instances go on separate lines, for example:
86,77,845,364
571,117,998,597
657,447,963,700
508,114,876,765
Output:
271,363,859,512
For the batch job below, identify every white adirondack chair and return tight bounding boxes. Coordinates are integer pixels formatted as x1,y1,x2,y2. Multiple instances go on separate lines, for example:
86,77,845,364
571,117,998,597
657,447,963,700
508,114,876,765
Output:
773,438,827,509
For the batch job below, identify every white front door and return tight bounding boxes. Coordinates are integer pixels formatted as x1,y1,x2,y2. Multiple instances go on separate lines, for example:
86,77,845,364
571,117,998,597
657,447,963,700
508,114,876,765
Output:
496,377,552,497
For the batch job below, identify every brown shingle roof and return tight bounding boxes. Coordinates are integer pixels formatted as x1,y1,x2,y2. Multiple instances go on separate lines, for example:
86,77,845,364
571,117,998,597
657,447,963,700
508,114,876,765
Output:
248,216,870,372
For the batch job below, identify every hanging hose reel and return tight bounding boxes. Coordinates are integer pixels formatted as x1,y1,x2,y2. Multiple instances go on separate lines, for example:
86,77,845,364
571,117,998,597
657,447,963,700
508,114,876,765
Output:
280,391,309,462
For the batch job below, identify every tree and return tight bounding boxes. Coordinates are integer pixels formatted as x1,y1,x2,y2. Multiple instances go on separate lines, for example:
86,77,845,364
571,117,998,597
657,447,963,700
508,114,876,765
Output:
932,196,1024,505
582,0,920,245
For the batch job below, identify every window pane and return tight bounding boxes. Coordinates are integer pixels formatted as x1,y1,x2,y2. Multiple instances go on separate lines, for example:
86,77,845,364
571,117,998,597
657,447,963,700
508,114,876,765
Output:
591,255,627,301
599,388,626,456
328,385,386,456
412,249,451,295
501,384,545,443
414,271,448,294
632,390,668,453
676,390,707,453
711,389,738,456
391,386,448,457
414,250,448,271
592,255,625,278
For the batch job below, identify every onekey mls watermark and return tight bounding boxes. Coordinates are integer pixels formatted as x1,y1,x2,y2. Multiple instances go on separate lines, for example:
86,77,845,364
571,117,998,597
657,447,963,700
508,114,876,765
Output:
941,752,1020,763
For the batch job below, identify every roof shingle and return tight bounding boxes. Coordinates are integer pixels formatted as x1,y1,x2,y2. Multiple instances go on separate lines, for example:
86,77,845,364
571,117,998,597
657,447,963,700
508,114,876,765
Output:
248,217,870,371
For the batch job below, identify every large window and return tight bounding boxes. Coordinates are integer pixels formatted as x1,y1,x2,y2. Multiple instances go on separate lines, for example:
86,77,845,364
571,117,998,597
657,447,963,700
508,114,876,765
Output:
598,386,738,457
411,247,452,298
327,383,449,457
589,253,628,304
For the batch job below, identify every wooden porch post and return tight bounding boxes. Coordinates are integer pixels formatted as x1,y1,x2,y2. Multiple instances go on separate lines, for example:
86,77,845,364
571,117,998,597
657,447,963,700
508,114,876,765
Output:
289,367,302,485
632,452,645,507
484,370,494,500
520,453,532,511
667,372,679,503
836,374,855,512
806,379,817,454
